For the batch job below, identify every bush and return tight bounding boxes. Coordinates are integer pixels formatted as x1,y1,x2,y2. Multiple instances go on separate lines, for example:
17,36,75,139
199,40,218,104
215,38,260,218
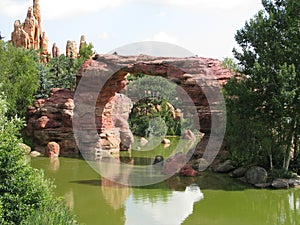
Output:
0,94,76,224
129,97,181,137
22,199,77,225
0,41,40,118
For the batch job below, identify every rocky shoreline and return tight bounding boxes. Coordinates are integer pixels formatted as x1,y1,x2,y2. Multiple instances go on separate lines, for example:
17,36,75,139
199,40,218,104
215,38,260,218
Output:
207,159,300,189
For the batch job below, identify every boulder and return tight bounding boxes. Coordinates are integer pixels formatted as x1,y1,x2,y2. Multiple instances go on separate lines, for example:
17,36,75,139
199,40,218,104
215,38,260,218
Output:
182,130,196,140
162,153,186,175
232,167,247,178
178,165,198,177
272,179,289,189
245,166,268,185
45,141,60,157
288,177,300,187
152,155,164,165
30,151,42,157
18,143,31,154
254,183,271,188
214,160,235,173
191,158,208,170
161,138,171,145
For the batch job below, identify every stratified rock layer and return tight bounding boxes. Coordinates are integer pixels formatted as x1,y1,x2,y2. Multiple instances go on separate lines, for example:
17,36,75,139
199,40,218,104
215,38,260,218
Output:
27,54,232,157
26,88,77,155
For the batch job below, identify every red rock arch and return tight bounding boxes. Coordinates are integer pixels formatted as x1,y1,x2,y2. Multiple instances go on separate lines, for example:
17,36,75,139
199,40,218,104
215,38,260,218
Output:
27,54,232,157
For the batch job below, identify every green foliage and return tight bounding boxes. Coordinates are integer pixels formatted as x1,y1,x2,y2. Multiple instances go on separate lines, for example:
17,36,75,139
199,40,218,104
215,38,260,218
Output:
0,41,40,118
77,42,94,66
47,54,77,91
22,199,78,225
35,43,94,97
127,75,198,137
221,57,239,72
126,75,181,107
225,0,300,171
0,95,76,224
129,97,181,137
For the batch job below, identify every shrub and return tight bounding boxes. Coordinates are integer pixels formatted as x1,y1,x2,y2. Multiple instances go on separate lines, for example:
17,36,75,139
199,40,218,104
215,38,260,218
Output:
0,94,76,224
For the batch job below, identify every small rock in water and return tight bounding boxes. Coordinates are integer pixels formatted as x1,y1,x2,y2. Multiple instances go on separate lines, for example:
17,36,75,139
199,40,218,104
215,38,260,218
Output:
178,165,199,177
161,138,170,145
272,179,289,189
30,151,42,157
254,183,271,188
45,141,60,157
140,137,148,146
153,155,164,165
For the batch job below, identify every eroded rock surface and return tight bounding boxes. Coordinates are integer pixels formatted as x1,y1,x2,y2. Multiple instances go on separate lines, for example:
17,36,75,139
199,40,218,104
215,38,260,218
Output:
27,54,232,158
26,88,76,155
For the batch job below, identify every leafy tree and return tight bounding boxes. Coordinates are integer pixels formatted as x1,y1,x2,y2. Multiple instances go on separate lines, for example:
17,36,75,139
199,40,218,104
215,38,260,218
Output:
47,54,76,91
77,42,94,66
224,0,300,171
129,97,181,137
0,94,77,224
36,43,94,96
0,41,40,118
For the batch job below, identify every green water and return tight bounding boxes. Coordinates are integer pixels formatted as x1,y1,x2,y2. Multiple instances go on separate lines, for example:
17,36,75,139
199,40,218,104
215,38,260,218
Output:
30,156,300,225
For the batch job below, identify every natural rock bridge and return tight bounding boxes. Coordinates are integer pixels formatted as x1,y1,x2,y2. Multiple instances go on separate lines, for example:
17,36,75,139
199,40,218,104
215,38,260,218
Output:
26,54,232,162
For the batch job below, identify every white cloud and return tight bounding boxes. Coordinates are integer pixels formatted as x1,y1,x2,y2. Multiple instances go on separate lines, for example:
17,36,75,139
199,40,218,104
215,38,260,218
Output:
144,32,179,45
157,11,166,17
98,32,109,40
0,0,133,20
41,0,134,20
0,0,258,21
156,0,252,10
0,0,31,18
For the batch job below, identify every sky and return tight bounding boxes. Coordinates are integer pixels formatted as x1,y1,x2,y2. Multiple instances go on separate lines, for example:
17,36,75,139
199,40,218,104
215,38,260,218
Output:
0,0,264,60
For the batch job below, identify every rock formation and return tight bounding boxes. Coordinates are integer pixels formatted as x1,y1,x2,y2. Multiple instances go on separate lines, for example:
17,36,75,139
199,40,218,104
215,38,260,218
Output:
33,0,42,34
45,141,60,157
26,54,232,157
26,88,77,156
22,6,39,49
11,20,30,49
52,43,60,58
40,31,49,62
66,40,78,58
10,0,49,61
79,35,87,51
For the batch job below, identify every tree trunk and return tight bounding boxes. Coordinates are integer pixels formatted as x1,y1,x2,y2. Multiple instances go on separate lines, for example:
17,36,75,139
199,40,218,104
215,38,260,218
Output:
283,118,296,171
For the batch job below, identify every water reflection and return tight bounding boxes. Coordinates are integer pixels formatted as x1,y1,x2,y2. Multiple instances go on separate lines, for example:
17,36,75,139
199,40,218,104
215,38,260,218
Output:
101,178,131,210
125,184,203,225
30,157,300,225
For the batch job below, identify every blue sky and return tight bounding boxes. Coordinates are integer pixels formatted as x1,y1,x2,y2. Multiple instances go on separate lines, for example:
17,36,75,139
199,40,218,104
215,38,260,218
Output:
0,0,263,59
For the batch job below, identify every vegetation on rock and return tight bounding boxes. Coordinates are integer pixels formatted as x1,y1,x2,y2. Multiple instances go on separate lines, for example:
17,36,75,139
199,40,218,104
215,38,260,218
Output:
126,75,195,137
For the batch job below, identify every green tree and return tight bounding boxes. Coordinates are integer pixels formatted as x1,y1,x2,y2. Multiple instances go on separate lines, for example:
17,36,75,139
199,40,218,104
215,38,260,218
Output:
39,43,94,95
77,42,94,66
0,41,40,117
0,94,77,224
224,0,300,171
